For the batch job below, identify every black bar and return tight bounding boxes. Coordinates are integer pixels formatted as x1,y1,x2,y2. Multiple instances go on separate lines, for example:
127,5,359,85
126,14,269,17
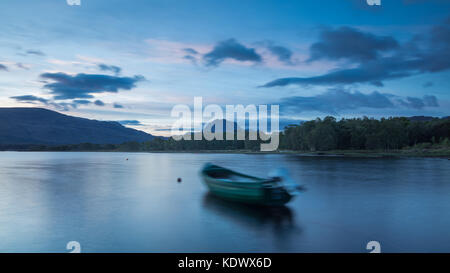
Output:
0,253,448,272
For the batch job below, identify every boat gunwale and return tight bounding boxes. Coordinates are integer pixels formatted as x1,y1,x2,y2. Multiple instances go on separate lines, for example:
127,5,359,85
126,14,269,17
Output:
201,164,277,186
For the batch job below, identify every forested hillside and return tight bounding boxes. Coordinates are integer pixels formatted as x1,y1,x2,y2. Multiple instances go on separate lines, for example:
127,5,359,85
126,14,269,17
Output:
280,116,450,151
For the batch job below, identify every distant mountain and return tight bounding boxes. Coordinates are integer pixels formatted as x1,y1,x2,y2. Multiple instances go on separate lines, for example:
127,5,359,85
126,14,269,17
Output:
202,118,302,133
202,119,239,133
0,108,155,145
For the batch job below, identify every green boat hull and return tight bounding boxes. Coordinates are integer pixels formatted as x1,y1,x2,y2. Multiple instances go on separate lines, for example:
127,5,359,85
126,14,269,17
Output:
201,164,293,206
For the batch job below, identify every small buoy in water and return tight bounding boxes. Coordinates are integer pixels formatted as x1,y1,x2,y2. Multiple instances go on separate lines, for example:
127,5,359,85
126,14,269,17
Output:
126,158,128,161
177,178,182,183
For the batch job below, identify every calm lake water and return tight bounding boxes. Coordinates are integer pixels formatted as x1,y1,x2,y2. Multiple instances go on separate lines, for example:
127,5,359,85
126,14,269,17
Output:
0,152,449,252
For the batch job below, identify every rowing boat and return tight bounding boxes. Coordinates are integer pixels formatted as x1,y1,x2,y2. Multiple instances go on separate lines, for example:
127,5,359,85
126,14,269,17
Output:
200,163,300,206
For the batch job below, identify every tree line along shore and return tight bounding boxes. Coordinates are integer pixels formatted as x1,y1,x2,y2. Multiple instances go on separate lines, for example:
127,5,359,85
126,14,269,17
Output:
1,116,449,157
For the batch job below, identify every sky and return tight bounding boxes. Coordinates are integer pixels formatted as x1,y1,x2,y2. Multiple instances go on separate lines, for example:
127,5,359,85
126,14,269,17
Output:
0,0,449,135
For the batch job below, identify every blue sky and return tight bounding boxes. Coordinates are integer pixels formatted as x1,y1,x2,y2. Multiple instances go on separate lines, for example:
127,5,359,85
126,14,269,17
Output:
0,0,449,135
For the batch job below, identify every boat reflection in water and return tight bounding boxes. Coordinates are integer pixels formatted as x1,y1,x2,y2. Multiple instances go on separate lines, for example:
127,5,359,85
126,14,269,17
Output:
202,193,302,246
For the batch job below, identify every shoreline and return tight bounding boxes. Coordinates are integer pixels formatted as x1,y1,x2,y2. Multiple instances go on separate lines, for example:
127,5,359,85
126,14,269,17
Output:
2,148,449,158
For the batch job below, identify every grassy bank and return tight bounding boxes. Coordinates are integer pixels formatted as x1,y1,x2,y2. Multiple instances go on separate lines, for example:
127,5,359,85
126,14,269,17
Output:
280,147,450,158
3,143,450,158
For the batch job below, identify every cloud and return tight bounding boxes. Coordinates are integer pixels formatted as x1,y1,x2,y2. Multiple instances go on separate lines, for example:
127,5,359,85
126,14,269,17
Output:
26,50,45,56
267,44,294,65
308,26,399,63
260,57,409,87
40,72,145,100
98,64,122,75
203,38,262,67
395,95,439,109
0,64,8,71
183,48,200,65
10,95,77,111
72,99,92,105
94,100,105,106
55,102,77,110
10,95,49,104
113,103,124,108
118,120,143,126
183,48,198,55
396,97,426,109
183,54,197,65
16,63,30,70
422,95,439,107
260,41,295,65
154,128,175,132
423,81,434,88
262,19,450,88
278,89,439,114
